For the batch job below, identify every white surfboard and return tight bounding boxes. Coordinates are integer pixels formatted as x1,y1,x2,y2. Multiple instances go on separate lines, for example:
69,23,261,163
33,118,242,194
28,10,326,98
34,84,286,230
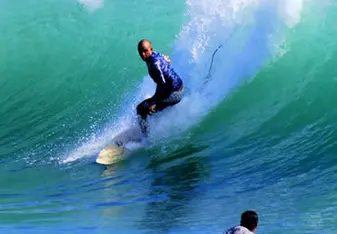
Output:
96,127,144,165
95,144,126,165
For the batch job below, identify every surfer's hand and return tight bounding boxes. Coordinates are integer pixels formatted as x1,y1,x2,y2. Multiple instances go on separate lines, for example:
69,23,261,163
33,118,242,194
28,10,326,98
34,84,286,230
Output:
149,104,156,114
163,54,171,63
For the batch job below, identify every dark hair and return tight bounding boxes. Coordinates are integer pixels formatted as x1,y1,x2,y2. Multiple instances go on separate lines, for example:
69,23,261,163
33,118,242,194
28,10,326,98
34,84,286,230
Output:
240,210,258,231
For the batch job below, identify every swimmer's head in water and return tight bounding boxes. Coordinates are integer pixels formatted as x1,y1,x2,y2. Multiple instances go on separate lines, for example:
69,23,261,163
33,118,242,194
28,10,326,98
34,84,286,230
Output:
138,39,153,61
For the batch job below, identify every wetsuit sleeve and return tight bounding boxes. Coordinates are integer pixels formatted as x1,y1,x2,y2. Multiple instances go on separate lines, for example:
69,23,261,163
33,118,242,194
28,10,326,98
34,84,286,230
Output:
152,85,167,102
153,60,166,85
151,60,170,102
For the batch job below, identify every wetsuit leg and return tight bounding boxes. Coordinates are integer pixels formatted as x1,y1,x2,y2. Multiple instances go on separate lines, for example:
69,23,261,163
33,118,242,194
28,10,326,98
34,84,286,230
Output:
155,89,183,112
137,100,175,135
154,100,179,112
136,98,155,135
137,97,157,119
136,90,183,135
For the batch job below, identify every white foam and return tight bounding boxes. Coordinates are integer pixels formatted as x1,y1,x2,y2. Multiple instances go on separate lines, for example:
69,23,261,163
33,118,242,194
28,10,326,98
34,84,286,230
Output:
62,115,136,163
78,0,104,11
279,0,303,28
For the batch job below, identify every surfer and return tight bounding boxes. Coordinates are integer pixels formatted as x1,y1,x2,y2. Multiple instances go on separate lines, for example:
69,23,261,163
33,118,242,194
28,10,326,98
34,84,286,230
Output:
136,39,184,135
224,210,259,234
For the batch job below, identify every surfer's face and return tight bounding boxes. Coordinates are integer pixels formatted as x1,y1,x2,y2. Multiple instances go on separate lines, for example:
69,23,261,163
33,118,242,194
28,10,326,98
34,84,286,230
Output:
138,42,153,61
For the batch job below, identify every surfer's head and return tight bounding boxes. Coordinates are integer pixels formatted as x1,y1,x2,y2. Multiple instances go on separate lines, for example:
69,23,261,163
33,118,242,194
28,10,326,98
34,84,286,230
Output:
138,39,153,61
240,210,258,232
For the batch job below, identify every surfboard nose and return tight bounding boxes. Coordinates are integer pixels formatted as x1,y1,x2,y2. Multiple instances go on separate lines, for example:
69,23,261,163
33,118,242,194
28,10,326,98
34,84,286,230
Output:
96,145,125,165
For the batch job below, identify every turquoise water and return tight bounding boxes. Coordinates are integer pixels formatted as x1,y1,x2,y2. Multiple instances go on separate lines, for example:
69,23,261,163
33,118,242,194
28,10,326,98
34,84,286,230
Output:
1,0,337,233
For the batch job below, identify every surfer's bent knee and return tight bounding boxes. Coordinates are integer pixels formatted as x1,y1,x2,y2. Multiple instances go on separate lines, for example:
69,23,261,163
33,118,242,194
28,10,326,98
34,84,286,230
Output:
136,101,150,120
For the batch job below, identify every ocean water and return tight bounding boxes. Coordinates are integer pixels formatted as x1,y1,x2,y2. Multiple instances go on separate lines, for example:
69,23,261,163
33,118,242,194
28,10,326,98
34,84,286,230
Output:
1,0,337,233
